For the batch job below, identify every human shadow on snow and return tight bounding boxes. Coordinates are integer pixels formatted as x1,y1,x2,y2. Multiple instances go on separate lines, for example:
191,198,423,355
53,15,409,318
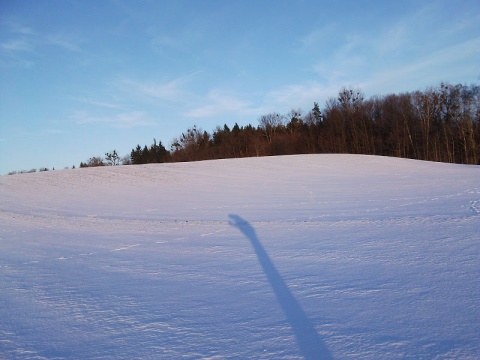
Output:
228,214,332,360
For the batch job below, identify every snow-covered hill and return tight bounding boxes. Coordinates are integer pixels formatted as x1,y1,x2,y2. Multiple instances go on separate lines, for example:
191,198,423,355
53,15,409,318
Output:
1,154,479,359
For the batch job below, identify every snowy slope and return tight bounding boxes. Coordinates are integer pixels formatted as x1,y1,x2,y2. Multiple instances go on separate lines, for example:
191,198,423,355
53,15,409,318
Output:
0,154,479,359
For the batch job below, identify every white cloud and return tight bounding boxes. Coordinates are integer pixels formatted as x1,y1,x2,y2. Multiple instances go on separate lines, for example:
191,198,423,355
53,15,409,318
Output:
150,33,185,54
185,89,261,119
0,20,83,66
69,96,121,109
265,82,340,111
45,33,82,52
303,4,480,99
1,38,35,53
117,74,198,102
8,22,34,36
44,129,70,135
361,36,480,95
298,24,335,50
72,110,156,129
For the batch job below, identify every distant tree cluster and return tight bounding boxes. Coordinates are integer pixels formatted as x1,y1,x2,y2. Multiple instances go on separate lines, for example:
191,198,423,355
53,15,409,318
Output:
74,81,480,170
80,156,105,168
79,150,124,168
166,83,479,164
130,139,170,164
7,167,52,175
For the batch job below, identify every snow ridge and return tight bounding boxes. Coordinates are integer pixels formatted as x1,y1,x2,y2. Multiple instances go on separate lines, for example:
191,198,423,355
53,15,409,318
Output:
0,154,479,359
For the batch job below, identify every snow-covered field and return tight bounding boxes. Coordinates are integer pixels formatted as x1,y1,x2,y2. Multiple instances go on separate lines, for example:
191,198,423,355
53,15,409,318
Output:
1,154,479,359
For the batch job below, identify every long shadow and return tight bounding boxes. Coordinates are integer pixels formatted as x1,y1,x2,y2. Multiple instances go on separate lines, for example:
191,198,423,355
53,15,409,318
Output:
228,214,332,360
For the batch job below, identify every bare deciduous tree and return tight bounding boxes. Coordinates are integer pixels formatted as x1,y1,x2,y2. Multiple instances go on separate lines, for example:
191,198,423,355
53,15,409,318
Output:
105,150,120,166
259,113,283,144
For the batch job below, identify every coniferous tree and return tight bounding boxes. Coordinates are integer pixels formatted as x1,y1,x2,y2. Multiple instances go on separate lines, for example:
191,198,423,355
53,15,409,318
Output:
77,81,479,169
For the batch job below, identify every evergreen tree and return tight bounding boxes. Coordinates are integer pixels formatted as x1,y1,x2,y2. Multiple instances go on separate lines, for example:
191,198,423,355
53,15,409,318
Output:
312,102,322,123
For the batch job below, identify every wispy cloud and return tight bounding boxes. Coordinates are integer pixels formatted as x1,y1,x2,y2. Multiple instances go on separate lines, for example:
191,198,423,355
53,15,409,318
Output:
44,33,82,52
298,24,336,50
149,33,186,54
307,31,372,86
373,22,409,56
0,19,83,66
7,21,34,36
361,36,480,94
298,2,480,100
185,89,261,119
1,38,35,53
72,110,156,128
264,82,340,111
44,129,71,135
69,96,121,109
116,74,198,102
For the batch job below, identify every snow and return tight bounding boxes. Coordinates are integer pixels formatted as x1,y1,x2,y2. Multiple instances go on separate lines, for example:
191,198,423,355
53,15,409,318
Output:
0,154,479,359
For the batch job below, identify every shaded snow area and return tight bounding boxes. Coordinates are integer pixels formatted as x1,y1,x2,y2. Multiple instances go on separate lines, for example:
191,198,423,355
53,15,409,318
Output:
1,154,479,359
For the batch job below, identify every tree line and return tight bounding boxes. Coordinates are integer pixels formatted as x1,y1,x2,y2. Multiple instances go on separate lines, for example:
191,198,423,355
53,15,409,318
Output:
79,82,479,168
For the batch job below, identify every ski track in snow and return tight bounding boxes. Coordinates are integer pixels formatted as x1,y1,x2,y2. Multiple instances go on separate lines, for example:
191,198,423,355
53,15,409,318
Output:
0,154,479,359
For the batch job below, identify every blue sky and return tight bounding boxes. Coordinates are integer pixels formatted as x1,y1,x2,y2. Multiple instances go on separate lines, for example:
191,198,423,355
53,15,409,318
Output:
1,0,479,174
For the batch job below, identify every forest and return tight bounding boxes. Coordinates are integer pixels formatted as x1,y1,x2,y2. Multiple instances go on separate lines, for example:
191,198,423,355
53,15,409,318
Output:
79,82,479,168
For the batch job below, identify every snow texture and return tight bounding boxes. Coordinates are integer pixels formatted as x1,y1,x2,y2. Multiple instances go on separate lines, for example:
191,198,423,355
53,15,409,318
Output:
0,154,479,359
